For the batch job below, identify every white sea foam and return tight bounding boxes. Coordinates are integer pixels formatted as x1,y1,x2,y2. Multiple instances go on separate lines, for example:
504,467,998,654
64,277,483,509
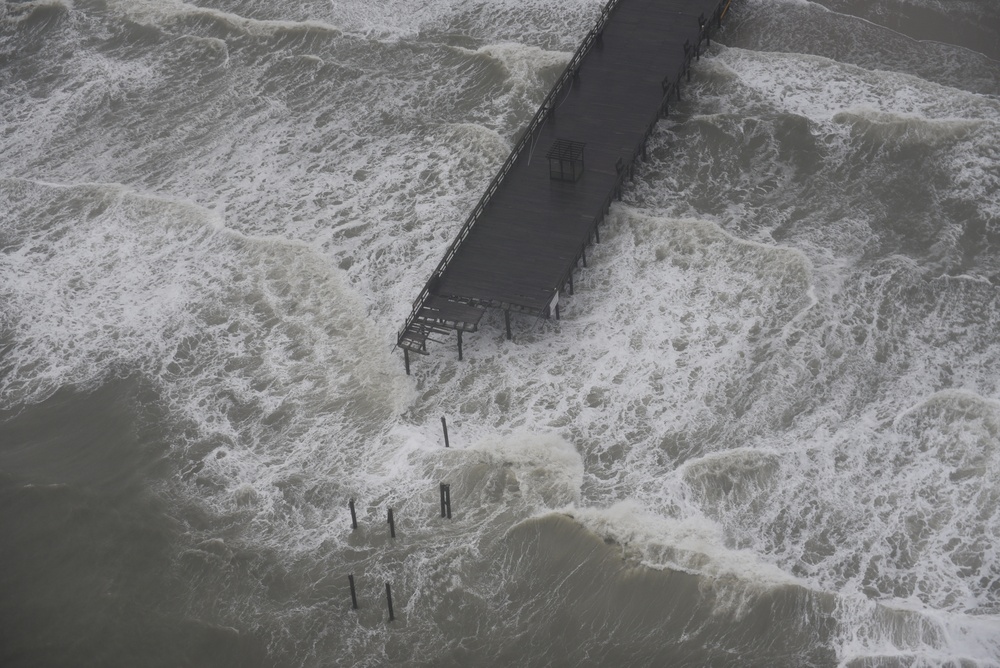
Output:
465,42,571,78
568,500,800,585
712,47,1000,123
0,0,73,22
439,430,585,509
835,596,1000,667
650,45,1000,275
107,0,343,37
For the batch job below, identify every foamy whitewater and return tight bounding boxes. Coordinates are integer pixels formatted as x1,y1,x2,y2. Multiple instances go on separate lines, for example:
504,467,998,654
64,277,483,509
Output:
1,0,998,666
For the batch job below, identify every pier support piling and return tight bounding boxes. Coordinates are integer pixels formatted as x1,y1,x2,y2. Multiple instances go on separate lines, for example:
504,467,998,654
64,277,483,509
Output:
441,416,450,448
349,498,358,530
349,574,358,610
385,583,395,622
440,483,452,519
388,508,395,538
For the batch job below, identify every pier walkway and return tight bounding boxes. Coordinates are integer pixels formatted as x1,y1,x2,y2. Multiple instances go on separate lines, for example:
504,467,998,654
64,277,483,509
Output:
397,0,733,372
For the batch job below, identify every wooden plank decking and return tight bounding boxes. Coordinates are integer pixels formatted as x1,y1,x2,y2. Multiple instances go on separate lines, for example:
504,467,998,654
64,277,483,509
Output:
398,0,732,369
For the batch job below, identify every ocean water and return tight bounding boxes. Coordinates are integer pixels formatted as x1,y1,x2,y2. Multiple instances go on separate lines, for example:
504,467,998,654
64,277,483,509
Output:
1,0,999,665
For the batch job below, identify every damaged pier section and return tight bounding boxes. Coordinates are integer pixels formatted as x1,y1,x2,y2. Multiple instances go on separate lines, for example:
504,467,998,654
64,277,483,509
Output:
397,0,733,372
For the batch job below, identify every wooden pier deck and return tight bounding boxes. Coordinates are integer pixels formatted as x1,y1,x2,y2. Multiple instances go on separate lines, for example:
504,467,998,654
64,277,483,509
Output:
397,0,733,370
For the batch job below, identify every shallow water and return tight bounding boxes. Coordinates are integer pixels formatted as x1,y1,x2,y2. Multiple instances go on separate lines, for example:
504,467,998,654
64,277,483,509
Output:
2,0,999,665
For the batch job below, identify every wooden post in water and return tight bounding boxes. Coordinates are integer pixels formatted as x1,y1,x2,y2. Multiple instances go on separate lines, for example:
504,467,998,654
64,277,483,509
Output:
388,508,396,538
349,498,358,530
439,483,452,519
348,574,358,610
403,349,410,375
504,310,512,341
385,583,394,622
457,330,463,361
441,416,450,448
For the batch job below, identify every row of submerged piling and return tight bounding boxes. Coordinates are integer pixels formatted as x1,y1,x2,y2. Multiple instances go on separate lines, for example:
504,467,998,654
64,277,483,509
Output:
346,481,454,538
345,418,454,622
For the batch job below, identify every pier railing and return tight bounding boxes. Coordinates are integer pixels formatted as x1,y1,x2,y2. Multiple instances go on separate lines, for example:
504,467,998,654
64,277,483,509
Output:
551,2,726,305
397,0,624,346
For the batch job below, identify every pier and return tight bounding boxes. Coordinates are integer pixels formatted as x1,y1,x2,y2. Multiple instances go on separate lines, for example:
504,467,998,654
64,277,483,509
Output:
397,0,733,372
